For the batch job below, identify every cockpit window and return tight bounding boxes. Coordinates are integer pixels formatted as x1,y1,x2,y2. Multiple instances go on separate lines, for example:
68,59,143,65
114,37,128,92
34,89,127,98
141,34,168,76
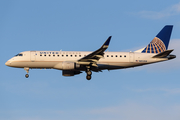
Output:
15,53,23,56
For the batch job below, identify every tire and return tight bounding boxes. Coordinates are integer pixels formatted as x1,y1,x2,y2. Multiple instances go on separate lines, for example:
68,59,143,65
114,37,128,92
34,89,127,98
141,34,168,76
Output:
87,71,92,75
86,75,91,80
25,74,29,78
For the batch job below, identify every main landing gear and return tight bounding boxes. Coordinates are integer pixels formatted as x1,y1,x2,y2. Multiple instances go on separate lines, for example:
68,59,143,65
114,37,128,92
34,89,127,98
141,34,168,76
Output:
86,68,92,80
24,67,29,78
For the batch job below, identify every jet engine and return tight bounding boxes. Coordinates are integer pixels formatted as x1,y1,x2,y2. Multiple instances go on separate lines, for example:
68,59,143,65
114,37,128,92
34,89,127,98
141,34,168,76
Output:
54,61,80,70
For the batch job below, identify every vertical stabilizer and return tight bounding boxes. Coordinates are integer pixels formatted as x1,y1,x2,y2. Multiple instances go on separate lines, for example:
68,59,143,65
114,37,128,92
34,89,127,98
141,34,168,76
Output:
141,25,173,53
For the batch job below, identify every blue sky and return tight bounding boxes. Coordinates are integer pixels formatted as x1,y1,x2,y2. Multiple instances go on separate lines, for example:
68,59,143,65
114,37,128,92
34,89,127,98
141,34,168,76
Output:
0,0,180,120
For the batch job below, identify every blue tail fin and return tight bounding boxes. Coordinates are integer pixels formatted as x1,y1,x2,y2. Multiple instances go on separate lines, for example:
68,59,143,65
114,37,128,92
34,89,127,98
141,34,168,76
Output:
141,25,173,53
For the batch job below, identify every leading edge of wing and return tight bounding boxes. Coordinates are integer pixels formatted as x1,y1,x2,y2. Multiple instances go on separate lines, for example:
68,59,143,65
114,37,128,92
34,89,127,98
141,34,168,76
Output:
77,36,112,63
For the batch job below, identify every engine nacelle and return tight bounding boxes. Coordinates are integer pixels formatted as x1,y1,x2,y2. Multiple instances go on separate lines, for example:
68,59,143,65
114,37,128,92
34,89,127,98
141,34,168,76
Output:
62,70,82,76
54,61,80,70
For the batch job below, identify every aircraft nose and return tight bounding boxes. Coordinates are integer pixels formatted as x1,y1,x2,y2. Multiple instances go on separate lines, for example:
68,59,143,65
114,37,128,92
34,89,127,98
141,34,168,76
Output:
5,61,11,66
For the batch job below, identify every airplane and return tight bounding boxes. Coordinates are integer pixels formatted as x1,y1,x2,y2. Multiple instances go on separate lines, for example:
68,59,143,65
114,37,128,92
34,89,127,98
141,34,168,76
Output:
5,25,176,80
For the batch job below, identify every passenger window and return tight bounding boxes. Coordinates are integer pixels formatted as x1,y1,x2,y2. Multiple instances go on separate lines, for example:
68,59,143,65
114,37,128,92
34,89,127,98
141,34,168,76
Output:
75,55,77,57
79,55,81,57
107,55,109,57
71,55,72,57
57,55,59,57
40,54,42,56
111,55,113,57
44,55,46,56
120,55,122,57
62,55,64,57
66,55,68,57
124,55,126,57
49,55,51,57
53,55,55,57
115,55,117,57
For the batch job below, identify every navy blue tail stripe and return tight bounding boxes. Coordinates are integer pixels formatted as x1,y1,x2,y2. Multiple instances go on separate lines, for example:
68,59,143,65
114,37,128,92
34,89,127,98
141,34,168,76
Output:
156,25,173,49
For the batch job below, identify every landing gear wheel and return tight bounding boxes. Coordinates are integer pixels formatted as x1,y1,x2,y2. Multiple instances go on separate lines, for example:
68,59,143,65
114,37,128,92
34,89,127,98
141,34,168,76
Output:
25,74,29,78
86,75,91,80
24,67,30,78
87,70,92,76
86,69,92,75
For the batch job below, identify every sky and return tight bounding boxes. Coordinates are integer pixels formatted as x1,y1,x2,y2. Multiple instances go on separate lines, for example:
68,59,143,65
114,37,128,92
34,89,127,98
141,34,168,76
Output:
0,0,180,120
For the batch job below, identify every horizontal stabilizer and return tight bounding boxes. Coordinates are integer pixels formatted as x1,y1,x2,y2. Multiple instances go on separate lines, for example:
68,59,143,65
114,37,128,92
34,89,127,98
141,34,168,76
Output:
152,49,174,58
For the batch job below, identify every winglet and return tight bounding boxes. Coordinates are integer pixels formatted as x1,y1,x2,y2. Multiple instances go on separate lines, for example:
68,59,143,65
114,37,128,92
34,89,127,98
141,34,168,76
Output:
102,36,112,48
77,36,112,63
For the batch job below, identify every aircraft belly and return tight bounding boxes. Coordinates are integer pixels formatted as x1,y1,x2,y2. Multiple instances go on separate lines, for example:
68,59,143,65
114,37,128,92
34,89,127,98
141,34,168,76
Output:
108,63,136,69
97,62,147,70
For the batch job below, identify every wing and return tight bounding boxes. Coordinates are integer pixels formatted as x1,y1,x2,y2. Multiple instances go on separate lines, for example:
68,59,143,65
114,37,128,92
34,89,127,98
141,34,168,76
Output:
77,36,112,67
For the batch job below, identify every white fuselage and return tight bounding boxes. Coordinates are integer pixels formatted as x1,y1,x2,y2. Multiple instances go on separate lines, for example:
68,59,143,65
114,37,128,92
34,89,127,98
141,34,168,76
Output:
5,51,167,71
5,26,175,80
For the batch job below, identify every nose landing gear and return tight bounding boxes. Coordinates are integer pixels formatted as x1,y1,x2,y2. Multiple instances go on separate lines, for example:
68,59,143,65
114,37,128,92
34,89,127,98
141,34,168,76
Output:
24,67,29,78
25,74,29,78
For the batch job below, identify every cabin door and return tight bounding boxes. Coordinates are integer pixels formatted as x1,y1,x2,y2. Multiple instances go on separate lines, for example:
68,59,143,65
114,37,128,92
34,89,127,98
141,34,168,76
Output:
30,51,36,62
129,52,134,62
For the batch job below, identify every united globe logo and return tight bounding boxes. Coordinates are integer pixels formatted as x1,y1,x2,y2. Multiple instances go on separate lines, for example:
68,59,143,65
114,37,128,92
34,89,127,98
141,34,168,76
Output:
142,37,166,53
